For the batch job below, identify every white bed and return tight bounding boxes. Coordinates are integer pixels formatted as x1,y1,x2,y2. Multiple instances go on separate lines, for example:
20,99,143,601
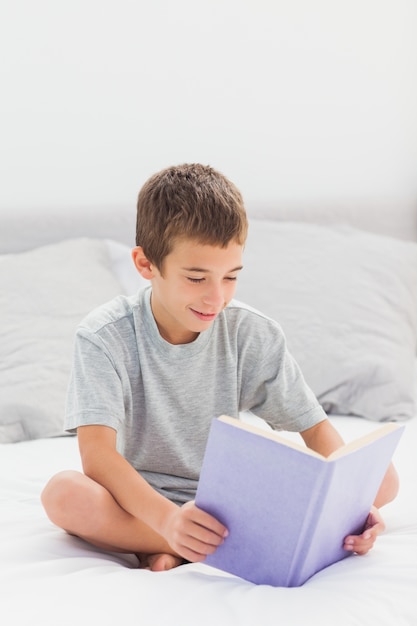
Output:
1,202,417,626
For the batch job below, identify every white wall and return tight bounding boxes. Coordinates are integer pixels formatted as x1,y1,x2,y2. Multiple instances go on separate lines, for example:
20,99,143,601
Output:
0,0,416,213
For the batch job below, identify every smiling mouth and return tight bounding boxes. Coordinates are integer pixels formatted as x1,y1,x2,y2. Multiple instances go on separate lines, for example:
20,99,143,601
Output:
190,308,217,320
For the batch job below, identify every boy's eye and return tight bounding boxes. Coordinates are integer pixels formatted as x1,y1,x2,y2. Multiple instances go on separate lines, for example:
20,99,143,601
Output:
187,276,237,283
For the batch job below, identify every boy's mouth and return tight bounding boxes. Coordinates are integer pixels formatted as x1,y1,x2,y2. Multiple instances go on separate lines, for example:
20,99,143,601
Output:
190,308,218,322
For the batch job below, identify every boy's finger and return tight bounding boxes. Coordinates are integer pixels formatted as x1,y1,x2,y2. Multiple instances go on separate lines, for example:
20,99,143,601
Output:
186,502,228,538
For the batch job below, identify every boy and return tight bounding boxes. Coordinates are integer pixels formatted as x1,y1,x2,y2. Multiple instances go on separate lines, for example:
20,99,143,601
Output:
42,164,398,572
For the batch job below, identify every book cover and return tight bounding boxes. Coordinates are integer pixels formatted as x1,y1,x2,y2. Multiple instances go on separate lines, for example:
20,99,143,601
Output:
195,416,404,587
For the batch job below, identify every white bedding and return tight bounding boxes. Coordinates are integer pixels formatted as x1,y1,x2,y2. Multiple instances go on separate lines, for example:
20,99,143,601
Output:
1,415,416,626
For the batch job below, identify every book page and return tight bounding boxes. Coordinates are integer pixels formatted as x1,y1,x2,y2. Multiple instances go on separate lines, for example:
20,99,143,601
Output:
327,422,402,460
218,416,403,462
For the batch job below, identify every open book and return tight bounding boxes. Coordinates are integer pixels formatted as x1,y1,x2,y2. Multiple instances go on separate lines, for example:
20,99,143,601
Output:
195,415,404,587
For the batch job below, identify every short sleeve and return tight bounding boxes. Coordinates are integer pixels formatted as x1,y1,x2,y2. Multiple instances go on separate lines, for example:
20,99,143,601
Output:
238,314,327,432
65,329,125,433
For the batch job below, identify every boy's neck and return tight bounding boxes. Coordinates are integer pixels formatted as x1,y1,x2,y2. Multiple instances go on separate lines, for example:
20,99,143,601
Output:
156,322,199,345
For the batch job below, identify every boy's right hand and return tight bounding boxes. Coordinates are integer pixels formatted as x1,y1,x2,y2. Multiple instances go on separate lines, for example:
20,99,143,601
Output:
162,501,228,563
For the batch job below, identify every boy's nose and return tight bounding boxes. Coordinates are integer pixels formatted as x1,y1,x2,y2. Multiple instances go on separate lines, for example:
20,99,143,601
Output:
202,284,225,308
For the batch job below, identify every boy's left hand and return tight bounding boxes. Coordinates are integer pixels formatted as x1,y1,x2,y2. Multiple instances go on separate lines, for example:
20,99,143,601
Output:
343,506,385,555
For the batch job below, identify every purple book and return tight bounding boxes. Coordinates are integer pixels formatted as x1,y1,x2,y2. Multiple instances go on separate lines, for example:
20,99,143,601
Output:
195,415,404,587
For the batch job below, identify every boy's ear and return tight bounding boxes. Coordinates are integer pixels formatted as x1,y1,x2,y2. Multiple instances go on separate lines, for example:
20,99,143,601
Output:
131,246,156,279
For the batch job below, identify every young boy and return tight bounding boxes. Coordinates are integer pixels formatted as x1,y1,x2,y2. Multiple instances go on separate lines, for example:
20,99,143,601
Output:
42,163,398,572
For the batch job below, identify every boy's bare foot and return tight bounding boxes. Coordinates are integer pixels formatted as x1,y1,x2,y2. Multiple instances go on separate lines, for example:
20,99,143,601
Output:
137,552,185,571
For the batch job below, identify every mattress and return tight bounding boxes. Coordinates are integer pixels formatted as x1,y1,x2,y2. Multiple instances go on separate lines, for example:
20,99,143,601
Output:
1,414,416,626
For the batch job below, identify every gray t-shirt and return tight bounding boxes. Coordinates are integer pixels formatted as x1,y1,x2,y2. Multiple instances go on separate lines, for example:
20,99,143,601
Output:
66,287,326,504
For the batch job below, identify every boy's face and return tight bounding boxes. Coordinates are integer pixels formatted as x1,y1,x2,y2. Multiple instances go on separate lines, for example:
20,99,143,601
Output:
147,239,243,344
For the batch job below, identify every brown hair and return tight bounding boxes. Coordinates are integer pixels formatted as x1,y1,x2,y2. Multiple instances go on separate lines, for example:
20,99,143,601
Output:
136,163,248,270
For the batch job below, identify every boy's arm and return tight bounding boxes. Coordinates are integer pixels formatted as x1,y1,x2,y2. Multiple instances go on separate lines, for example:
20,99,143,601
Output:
301,418,399,555
300,418,345,457
77,424,227,562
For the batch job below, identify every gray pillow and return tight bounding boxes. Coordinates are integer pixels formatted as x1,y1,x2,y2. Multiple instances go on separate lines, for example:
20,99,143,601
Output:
236,220,417,421
0,239,123,442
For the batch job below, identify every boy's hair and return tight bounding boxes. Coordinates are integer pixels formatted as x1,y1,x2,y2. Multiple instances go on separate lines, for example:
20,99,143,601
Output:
136,163,248,270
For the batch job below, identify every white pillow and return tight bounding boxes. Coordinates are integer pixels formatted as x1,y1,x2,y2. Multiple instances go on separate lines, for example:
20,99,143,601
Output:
0,239,124,443
236,220,417,422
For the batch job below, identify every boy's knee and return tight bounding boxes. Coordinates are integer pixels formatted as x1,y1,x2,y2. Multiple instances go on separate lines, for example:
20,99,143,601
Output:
41,470,81,522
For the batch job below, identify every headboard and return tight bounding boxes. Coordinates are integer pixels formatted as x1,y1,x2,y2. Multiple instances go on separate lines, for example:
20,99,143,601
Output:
1,200,416,255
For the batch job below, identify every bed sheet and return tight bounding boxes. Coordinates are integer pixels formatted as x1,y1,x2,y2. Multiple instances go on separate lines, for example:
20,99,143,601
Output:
0,416,416,626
